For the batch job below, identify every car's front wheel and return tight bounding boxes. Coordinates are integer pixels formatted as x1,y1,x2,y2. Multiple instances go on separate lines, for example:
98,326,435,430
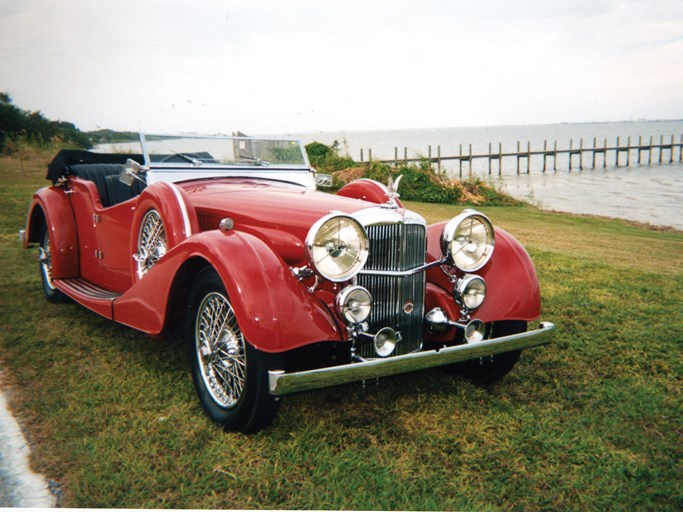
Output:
186,268,281,433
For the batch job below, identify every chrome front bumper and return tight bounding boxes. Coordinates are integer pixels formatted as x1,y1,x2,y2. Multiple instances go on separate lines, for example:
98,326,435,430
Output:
268,321,555,396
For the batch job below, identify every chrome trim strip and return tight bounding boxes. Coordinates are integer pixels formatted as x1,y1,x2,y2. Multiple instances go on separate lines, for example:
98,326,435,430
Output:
268,322,555,396
167,182,192,237
358,258,446,277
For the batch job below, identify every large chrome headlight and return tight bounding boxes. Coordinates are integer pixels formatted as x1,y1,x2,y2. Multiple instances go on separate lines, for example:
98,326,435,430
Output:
441,210,494,271
306,213,369,282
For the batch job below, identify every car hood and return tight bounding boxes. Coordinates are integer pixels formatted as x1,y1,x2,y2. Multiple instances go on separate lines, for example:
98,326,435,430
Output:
178,178,377,264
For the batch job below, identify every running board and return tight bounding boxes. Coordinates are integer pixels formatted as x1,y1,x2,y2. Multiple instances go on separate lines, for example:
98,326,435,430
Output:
53,278,121,319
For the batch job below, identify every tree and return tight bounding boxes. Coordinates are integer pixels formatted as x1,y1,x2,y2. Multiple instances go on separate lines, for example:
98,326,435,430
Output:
0,93,92,152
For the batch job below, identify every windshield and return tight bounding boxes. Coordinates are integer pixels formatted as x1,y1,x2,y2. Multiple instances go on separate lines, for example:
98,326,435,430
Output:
141,134,308,167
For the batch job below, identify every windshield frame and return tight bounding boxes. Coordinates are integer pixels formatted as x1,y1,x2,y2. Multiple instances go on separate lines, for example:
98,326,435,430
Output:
139,132,312,169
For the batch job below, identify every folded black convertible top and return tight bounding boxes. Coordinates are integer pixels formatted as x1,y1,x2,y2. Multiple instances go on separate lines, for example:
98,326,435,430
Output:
46,150,144,184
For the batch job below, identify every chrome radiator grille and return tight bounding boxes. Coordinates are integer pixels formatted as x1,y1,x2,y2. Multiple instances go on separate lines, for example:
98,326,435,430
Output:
356,223,427,358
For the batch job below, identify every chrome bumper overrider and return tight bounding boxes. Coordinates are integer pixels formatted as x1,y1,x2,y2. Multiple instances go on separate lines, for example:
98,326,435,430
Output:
268,321,555,396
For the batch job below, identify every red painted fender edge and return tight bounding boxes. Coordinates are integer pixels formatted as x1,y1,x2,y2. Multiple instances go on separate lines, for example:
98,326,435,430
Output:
113,229,342,352
25,187,79,279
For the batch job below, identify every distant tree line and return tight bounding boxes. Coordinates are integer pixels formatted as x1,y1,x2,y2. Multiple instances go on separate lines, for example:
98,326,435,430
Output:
88,129,139,144
0,93,92,152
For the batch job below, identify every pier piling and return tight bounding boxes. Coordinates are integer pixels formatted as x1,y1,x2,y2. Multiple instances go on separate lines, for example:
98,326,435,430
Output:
649,136,653,165
554,140,558,171
616,137,620,167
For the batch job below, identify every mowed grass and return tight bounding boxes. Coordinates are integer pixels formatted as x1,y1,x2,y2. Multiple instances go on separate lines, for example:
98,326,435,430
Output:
0,152,681,510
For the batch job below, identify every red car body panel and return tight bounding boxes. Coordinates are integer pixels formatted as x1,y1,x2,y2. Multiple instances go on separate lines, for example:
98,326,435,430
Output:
180,178,370,250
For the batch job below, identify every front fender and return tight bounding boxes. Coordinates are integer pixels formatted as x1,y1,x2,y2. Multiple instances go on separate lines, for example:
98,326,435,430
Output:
113,230,342,351
337,178,403,207
426,222,541,323
25,187,79,279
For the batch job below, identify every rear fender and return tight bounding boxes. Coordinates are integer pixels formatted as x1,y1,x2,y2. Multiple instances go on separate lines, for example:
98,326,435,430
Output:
25,187,79,279
426,222,541,322
113,230,342,351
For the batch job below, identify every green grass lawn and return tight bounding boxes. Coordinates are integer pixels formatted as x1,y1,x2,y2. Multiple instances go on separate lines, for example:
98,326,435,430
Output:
1,152,681,510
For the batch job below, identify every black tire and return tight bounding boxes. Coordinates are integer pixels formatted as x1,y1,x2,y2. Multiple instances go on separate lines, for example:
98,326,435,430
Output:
449,320,526,385
39,226,70,303
186,268,281,433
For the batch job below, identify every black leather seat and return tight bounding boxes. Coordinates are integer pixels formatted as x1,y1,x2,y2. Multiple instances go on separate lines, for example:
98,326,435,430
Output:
69,164,146,207
105,174,147,206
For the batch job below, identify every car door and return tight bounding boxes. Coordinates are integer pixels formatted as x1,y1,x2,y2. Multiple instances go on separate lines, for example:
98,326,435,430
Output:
95,201,137,293
67,177,105,286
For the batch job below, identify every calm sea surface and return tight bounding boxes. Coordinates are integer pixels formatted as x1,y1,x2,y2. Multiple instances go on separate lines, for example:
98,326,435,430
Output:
282,120,683,230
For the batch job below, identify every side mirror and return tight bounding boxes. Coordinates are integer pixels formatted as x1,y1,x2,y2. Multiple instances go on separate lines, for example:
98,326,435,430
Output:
315,173,333,188
119,159,143,186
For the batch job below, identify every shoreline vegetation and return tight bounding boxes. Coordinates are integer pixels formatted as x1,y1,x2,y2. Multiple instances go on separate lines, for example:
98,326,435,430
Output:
305,140,522,207
0,143,681,509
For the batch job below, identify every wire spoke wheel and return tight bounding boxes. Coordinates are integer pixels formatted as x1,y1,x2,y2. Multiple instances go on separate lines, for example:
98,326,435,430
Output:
186,268,281,433
40,229,55,290
38,226,68,303
135,209,167,278
195,292,247,408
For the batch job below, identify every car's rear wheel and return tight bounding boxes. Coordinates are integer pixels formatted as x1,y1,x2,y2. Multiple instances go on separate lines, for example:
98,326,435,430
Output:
39,226,69,303
186,268,280,433
448,320,526,385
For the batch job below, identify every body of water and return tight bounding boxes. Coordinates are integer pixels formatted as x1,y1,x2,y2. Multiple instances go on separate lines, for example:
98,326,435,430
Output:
283,120,683,230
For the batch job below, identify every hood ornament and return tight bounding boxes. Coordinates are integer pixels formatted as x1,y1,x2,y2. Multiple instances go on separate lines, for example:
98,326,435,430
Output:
386,175,402,207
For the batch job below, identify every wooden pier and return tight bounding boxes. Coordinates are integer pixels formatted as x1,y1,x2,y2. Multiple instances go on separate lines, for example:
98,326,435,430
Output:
359,134,683,177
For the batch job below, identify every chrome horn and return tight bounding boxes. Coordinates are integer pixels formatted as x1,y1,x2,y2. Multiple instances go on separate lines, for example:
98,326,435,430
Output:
425,307,486,343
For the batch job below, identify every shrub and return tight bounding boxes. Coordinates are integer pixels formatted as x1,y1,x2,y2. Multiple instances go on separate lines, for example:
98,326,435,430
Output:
356,160,463,203
305,141,356,172
328,158,520,206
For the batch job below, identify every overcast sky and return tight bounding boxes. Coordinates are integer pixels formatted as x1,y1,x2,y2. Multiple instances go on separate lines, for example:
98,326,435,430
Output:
1,0,682,135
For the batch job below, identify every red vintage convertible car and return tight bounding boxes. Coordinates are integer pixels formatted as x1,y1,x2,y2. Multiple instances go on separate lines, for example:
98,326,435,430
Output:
22,133,554,433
